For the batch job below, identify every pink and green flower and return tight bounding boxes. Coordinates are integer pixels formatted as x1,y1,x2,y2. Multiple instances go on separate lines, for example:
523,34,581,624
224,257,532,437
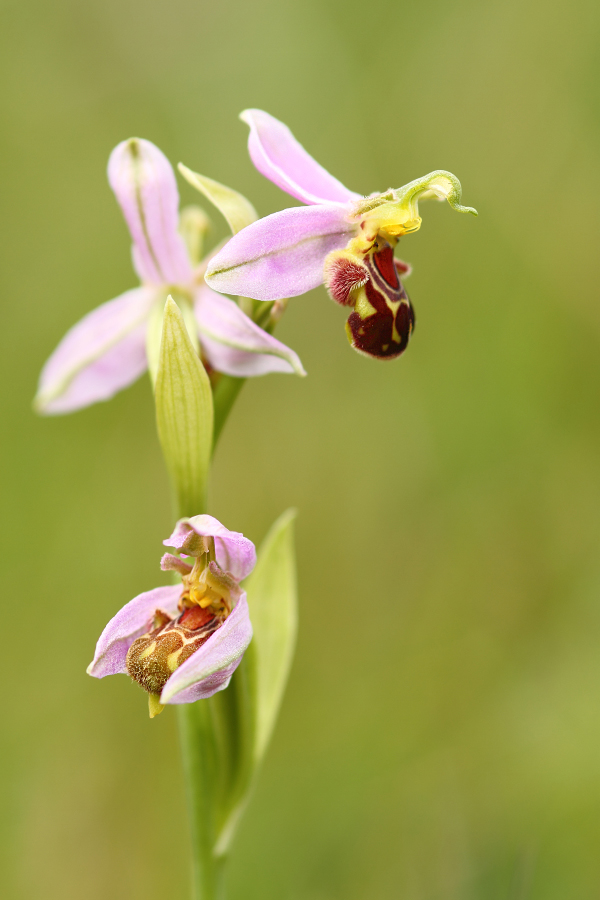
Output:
206,110,477,360
35,137,304,415
87,514,255,717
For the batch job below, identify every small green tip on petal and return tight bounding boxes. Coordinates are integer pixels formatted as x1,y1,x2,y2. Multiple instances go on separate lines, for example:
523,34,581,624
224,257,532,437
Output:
178,164,258,235
353,169,477,238
395,170,477,217
148,693,165,718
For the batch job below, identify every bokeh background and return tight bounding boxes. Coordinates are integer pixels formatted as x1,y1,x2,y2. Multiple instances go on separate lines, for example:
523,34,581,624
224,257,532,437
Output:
2,0,600,897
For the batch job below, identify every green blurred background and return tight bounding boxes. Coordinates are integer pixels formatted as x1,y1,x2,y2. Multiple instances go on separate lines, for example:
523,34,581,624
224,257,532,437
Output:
2,0,600,897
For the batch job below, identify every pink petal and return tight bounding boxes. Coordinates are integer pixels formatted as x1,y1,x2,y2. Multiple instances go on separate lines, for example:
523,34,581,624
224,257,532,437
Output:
195,284,305,377
241,109,359,206
35,287,156,414
108,138,193,286
205,204,355,301
160,553,193,575
165,515,256,581
160,593,252,703
87,585,182,678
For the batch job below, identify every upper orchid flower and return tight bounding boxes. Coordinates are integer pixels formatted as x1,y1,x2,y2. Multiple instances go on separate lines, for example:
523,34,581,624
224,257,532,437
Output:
87,514,255,717
35,138,304,415
205,110,477,360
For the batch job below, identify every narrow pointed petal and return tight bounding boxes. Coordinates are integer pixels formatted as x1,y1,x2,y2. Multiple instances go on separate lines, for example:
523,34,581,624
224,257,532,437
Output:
161,594,252,704
205,204,355,301
108,138,193,285
178,165,258,235
195,284,305,377
241,109,359,206
160,552,193,575
87,585,182,678
35,287,156,414
165,515,256,581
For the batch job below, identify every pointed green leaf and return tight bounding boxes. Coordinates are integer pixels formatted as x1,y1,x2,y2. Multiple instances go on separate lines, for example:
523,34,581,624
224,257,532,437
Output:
147,292,200,385
245,508,298,762
178,164,258,235
208,509,298,857
155,296,213,517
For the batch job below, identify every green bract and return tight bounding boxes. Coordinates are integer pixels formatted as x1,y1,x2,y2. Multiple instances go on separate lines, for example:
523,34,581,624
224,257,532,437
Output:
246,508,298,762
178,165,258,235
155,296,214,517
192,508,299,859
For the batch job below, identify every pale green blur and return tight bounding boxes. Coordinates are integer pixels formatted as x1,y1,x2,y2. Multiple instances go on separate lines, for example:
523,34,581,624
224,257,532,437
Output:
2,0,600,897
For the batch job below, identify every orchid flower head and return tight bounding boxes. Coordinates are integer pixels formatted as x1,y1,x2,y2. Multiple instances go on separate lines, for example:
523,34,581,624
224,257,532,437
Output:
35,137,304,415
205,110,477,361
87,514,255,718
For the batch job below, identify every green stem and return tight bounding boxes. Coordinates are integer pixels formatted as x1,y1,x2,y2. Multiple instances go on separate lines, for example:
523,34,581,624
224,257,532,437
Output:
178,703,226,900
212,375,246,448
176,376,252,899
175,296,279,897
177,609,255,900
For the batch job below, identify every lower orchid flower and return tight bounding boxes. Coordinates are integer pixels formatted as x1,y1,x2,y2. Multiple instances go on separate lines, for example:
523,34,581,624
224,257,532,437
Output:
35,137,304,415
205,110,477,360
87,515,255,718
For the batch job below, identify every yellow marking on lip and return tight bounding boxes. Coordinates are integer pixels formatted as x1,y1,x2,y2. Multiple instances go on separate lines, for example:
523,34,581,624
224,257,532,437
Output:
354,287,376,319
167,647,184,672
383,297,402,343
138,641,157,661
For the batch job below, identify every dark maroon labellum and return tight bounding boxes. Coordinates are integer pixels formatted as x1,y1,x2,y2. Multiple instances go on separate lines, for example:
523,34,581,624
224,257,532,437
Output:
346,245,415,359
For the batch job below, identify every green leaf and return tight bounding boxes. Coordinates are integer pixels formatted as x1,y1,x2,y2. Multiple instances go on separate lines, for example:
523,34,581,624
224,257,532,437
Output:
206,509,298,858
245,508,298,762
211,652,256,856
155,296,213,518
178,164,258,235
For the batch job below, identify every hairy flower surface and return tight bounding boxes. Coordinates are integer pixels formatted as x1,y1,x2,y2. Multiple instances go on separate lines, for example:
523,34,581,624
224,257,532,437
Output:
87,515,255,717
36,138,304,414
206,110,476,359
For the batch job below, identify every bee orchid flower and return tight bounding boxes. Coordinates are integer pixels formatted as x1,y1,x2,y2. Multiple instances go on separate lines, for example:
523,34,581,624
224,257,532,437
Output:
35,137,304,414
205,110,477,360
87,515,255,718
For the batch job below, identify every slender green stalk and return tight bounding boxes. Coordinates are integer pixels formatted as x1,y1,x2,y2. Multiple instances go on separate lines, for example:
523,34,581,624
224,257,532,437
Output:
178,703,226,900
212,375,245,448
175,383,248,899
171,302,283,898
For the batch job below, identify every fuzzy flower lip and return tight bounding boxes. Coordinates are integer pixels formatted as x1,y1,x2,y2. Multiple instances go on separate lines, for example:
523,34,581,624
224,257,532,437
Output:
87,514,254,710
35,137,304,415
205,110,477,301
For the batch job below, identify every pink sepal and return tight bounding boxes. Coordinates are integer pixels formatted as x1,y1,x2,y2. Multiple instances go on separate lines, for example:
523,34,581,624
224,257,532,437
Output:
87,585,181,678
195,284,305,377
160,593,252,704
205,204,355,301
36,286,156,414
108,138,193,286
241,109,359,206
